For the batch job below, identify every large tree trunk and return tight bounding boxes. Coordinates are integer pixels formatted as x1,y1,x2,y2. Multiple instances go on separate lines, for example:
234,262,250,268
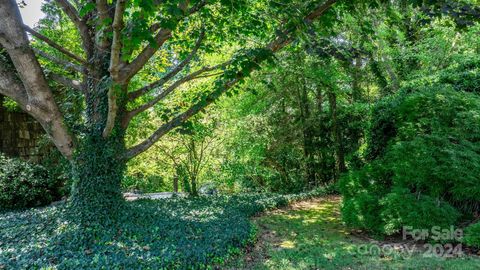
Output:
69,135,127,221
68,99,128,221
69,49,129,220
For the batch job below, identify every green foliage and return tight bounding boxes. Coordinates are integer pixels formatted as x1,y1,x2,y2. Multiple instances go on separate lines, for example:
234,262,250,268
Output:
0,188,328,269
212,47,369,193
438,56,480,94
341,191,383,234
380,190,460,235
341,87,480,236
0,154,62,210
464,222,480,248
122,174,167,193
0,96,20,112
69,134,127,223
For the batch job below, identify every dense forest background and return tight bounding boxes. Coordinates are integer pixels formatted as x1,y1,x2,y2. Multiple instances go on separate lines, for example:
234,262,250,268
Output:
114,0,480,196
1,0,479,222
2,0,480,268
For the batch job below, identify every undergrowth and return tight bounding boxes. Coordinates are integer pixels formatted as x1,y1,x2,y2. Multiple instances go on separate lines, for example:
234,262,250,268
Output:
0,188,327,269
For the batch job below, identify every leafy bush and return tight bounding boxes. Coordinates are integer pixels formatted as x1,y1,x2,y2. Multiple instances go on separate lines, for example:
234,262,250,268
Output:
340,87,480,236
438,56,480,94
0,154,62,210
464,222,480,248
380,190,460,235
0,188,328,268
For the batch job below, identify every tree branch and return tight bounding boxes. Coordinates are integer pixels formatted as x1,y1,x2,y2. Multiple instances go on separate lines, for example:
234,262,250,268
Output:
49,73,84,91
32,47,85,74
119,1,207,81
0,0,74,158
127,28,206,101
109,0,126,81
54,0,94,56
123,77,238,159
120,29,172,81
122,63,223,128
24,25,88,65
103,0,127,138
0,60,28,105
94,0,113,50
96,0,110,21
123,0,337,159
267,0,337,52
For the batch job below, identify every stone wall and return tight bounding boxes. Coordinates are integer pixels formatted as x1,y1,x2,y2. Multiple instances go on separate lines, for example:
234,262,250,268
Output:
0,96,46,162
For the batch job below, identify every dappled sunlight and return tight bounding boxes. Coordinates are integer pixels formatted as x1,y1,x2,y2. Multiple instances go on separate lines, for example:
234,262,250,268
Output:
239,196,480,270
1,1,480,269
279,240,296,249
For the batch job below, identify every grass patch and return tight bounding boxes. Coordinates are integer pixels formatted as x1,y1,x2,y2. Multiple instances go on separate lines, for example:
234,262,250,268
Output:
230,196,480,270
0,190,326,269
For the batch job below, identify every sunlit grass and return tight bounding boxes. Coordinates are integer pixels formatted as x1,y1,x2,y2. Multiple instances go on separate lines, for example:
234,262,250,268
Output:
229,196,480,270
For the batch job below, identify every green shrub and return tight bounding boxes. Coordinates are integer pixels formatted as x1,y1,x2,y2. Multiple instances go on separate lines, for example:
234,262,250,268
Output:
464,222,480,248
0,154,62,210
341,192,383,234
380,190,460,235
37,141,72,197
438,56,480,94
340,87,480,236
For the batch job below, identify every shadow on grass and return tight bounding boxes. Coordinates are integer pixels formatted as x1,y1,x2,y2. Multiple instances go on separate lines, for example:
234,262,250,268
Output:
232,196,480,270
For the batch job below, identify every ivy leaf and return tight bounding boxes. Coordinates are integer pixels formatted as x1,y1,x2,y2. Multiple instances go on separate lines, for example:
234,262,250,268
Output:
79,3,95,18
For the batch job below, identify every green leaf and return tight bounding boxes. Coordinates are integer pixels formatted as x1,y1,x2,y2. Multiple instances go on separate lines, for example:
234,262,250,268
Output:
79,3,95,17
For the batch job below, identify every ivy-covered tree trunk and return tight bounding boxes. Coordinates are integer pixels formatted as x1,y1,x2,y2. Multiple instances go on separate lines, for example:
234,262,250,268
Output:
68,52,129,220
70,135,127,219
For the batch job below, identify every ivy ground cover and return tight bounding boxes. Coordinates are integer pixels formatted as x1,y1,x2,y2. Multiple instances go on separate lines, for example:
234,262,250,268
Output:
0,190,326,269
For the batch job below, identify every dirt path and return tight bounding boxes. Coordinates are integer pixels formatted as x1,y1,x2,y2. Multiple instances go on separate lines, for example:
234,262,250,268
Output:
123,192,186,201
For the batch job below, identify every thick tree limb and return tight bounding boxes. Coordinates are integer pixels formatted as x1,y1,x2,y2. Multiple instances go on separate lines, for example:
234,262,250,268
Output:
109,0,126,81
96,0,110,21
49,73,84,91
128,29,206,101
102,83,120,137
0,0,74,158
54,0,94,56
123,0,337,159
0,62,29,105
120,29,172,81
32,48,85,73
103,0,127,138
24,25,88,65
94,0,113,50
